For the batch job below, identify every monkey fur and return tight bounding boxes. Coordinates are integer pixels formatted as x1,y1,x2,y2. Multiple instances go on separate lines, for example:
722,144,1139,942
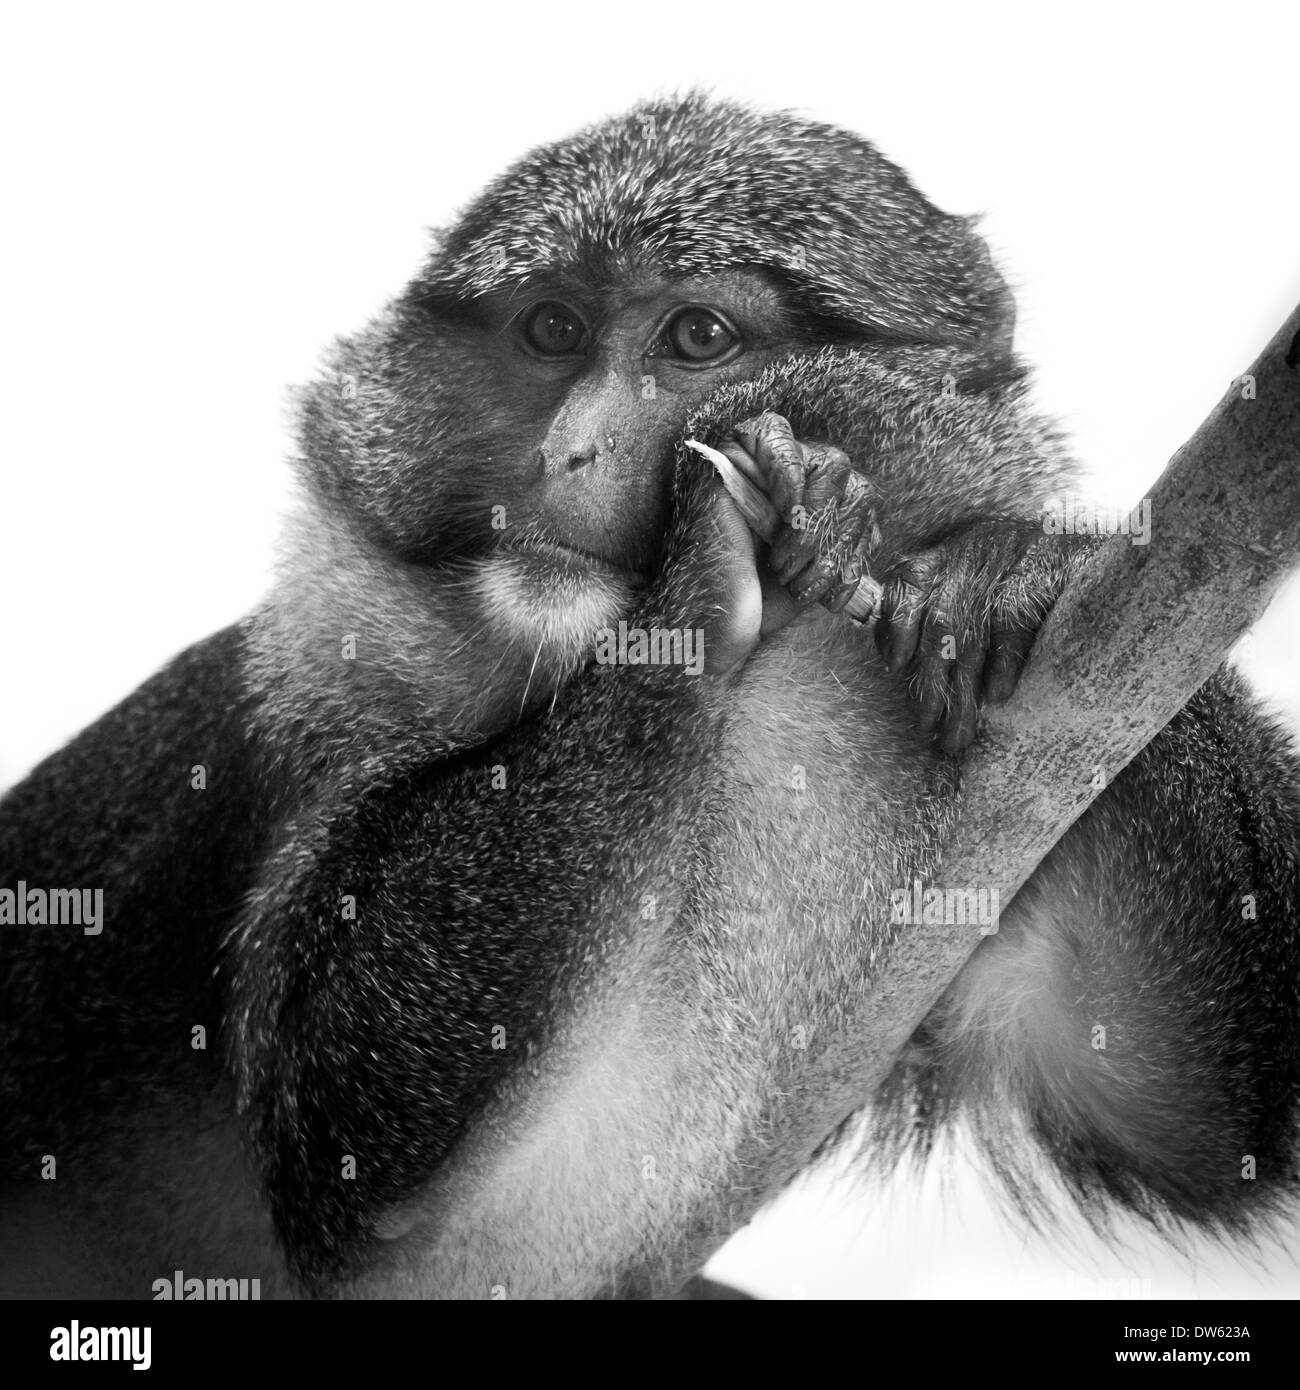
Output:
1,94,1297,1299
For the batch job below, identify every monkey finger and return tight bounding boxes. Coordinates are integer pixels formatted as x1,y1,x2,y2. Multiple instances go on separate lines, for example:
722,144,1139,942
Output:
729,412,808,522
804,451,877,552
789,447,874,561
982,621,1037,704
787,555,843,606
800,444,854,514
824,580,859,613
941,652,984,754
911,600,971,735
770,522,819,583
911,652,952,734
875,575,929,673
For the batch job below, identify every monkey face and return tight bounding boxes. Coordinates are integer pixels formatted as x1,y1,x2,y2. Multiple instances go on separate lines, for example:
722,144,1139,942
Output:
294,96,1013,655
293,265,835,663
425,268,812,570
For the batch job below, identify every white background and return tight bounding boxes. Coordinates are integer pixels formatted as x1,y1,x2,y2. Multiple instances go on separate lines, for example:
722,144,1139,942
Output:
2,1,1298,1298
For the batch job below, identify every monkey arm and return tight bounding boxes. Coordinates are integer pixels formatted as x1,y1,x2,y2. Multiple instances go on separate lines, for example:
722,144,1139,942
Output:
0,625,275,1165
229,469,784,1292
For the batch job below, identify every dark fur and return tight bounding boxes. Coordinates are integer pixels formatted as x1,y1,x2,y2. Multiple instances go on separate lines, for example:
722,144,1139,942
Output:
2,94,1297,1299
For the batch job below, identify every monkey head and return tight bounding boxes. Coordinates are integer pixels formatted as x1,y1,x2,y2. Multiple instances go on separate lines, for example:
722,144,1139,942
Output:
287,95,1017,685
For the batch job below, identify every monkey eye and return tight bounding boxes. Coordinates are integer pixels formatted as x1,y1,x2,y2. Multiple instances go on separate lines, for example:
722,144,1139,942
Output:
521,301,588,356
656,306,740,364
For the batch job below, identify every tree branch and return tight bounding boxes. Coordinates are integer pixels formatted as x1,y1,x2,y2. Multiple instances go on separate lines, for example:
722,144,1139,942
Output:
846,300,1300,1105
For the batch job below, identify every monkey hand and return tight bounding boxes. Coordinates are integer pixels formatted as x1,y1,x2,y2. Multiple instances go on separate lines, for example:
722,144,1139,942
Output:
874,521,1088,753
707,413,1083,750
718,411,881,636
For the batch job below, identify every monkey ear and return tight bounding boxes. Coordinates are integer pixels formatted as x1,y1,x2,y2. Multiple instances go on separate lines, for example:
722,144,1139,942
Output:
962,218,1017,360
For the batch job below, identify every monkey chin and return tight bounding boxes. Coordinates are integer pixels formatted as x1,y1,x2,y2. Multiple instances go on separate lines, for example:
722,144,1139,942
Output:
472,547,641,660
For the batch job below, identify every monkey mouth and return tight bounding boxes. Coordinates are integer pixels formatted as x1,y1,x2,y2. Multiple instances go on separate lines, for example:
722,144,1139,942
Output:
508,539,649,587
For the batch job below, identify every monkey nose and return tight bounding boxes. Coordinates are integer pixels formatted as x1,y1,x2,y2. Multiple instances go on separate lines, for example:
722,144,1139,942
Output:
537,445,600,475
565,447,598,472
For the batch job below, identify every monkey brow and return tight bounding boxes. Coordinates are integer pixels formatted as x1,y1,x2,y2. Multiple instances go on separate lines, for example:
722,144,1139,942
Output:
413,276,604,327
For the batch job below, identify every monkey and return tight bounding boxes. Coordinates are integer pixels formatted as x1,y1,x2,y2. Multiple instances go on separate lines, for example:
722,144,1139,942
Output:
1,92,1297,1300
